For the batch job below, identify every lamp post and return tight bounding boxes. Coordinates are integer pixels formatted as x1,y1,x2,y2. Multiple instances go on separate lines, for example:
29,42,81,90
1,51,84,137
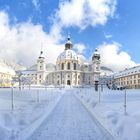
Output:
101,83,103,92
94,74,101,103
99,84,101,102
94,74,99,92
95,80,99,91
124,86,127,115
37,90,40,103
11,80,15,112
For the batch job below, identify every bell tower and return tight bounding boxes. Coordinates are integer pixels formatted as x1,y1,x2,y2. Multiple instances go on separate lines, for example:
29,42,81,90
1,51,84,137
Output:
37,51,46,71
37,51,46,85
92,48,101,73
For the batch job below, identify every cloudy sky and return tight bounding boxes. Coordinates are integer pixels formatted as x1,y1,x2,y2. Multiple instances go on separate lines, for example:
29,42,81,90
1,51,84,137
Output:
0,0,139,71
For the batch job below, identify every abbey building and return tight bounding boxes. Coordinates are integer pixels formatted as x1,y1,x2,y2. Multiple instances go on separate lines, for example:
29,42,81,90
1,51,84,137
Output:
20,35,101,86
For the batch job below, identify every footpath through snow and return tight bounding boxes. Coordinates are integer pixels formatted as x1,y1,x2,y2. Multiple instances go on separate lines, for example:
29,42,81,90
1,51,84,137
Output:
27,91,113,140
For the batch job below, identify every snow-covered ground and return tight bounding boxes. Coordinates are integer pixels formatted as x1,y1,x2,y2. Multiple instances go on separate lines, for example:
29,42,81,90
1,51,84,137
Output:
0,87,62,140
75,87,140,140
0,86,140,140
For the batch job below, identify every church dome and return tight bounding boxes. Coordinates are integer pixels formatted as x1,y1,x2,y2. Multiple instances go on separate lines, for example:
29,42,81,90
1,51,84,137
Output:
57,34,81,62
57,49,80,62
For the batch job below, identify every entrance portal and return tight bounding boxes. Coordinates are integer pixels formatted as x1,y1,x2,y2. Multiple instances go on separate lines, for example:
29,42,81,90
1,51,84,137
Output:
67,80,71,85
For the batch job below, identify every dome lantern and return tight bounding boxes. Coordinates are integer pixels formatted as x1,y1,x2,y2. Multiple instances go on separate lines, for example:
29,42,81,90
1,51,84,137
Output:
92,48,100,61
65,34,73,50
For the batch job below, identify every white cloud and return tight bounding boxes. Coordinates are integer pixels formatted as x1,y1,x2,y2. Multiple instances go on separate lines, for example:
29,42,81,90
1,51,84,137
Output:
49,23,63,43
73,43,87,62
74,43,86,54
104,33,112,39
98,42,136,71
32,0,40,10
0,11,64,66
55,0,116,29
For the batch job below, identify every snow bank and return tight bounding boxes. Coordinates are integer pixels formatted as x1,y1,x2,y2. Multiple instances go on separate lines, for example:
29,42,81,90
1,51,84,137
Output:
75,87,140,140
0,88,62,140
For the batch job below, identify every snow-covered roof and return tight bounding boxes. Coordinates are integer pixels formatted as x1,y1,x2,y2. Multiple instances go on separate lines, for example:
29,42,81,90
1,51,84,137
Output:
93,48,100,55
21,70,37,75
28,65,37,71
46,63,56,71
0,63,15,75
83,62,89,65
57,50,80,62
114,65,140,78
100,66,114,76
66,40,72,44
100,70,114,76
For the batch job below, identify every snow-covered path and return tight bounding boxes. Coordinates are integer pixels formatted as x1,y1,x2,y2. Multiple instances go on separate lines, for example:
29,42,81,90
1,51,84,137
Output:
28,90,113,140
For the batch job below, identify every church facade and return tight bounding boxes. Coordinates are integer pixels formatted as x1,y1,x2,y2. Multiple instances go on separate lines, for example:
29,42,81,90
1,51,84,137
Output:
21,35,101,86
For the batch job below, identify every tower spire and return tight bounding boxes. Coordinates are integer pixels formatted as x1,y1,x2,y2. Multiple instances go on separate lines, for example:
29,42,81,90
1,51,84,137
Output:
67,32,70,41
65,33,73,50
41,42,43,51
39,43,44,58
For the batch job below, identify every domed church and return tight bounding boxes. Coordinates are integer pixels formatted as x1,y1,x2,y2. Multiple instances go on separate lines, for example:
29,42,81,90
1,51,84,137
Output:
21,35,101,86
37,34,101,86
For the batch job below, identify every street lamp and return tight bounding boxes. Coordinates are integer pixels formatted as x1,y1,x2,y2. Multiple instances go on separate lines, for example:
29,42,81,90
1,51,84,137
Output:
123,77,131,116
11,80,15,112
124,86,127,115
94,75,101,102
99,85,101,102
37,90,40,103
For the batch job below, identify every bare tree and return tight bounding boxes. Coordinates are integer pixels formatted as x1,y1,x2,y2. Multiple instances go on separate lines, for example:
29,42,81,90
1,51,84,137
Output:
15,71,23,90
23,77,33,90
20,76,27,89
0,79,3,87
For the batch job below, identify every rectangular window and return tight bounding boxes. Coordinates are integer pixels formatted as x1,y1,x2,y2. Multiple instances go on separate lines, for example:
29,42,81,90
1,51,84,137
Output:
61,63,64,70
74,63,76,70
134,75,136,79
67,63,70,70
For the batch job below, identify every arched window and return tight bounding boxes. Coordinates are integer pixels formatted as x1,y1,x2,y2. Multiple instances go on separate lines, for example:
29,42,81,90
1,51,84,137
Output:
61,63,64,70
74,63,76,70
67,62,70,70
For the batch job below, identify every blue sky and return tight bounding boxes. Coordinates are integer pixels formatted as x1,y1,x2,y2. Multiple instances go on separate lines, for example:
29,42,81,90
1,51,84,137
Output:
0,0,139,71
